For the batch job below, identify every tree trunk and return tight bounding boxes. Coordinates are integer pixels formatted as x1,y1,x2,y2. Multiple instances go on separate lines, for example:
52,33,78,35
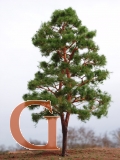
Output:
61,122,68,156
60,112,70,157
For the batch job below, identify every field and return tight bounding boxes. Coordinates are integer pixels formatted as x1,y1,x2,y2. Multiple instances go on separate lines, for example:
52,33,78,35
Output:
0,148,120,160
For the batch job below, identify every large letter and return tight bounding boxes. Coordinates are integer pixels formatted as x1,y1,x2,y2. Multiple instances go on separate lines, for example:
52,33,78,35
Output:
10,100,60,150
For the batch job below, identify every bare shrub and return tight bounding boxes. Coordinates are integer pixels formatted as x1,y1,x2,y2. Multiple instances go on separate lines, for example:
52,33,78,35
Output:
57,126,116,149
15,139,47,151
76,127,97,148
57,126,98,149
0,144,7,153
67,127,79,148
29,139,46,145
97,132,113,148
7,145,16,152
111,128,120,148
15,143,28,151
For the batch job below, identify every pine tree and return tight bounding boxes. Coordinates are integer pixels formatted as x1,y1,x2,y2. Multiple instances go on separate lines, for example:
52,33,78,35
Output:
23,7,111,156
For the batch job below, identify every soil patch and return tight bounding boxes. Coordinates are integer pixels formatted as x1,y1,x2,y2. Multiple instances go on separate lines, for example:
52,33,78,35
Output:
0,148,120,160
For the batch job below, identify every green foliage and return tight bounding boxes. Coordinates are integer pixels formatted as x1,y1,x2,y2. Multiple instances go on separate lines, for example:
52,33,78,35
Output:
23,7,111,124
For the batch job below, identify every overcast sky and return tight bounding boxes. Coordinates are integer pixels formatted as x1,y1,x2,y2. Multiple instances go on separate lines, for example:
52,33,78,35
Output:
0,0,120,149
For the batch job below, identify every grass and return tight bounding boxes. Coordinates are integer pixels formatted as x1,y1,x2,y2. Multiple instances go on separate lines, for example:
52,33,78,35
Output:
0,148,120,160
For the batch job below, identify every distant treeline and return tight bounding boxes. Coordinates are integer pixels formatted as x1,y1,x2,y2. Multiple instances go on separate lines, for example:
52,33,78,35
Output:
0,127,120,152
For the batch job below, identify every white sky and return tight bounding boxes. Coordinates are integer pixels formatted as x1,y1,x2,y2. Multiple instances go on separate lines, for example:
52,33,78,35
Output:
0,0,120,149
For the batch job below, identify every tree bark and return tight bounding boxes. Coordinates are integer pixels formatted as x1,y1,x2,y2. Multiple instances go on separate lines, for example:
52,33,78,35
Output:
60,112,70,157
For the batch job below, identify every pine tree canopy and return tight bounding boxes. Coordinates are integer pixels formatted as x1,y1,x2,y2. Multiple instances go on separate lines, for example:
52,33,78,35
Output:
23,7,111,124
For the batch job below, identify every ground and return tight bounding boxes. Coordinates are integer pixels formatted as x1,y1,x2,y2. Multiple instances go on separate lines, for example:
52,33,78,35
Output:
0,148,120,160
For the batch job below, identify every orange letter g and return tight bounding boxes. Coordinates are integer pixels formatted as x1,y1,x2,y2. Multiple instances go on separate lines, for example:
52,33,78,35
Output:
10,100,60,150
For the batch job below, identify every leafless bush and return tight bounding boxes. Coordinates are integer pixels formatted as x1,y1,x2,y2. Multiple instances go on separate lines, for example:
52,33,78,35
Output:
57,126,98,149
76,127,97,148
29,139,47,145
15,139,47,151
96,132,113,148
57,126,116,149
67,127,79,148
15,143,28,151
7,145,16,152
1,127,120,152
111,128,120,148
0,144,8,153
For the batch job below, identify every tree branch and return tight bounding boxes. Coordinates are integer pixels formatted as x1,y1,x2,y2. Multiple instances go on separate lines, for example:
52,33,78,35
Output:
59,22,67,33
90,106,98,112
77,79,89,87
83,60,96,66
66,41,76,50
69,47,78,62
59,81,63,90
52,26,59,32
52,106,60,114
63,47,67,62
37,86,55,95
65,112,70,125
57,50,62,58
47,87,55,94
77,76,98,87
72,97,85,103
52,84,58,91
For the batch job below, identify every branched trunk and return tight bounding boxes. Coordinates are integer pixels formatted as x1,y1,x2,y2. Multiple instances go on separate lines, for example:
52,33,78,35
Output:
60,112,70,157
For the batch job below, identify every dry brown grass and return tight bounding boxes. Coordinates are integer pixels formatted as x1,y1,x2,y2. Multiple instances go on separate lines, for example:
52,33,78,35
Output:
0,148,120,160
